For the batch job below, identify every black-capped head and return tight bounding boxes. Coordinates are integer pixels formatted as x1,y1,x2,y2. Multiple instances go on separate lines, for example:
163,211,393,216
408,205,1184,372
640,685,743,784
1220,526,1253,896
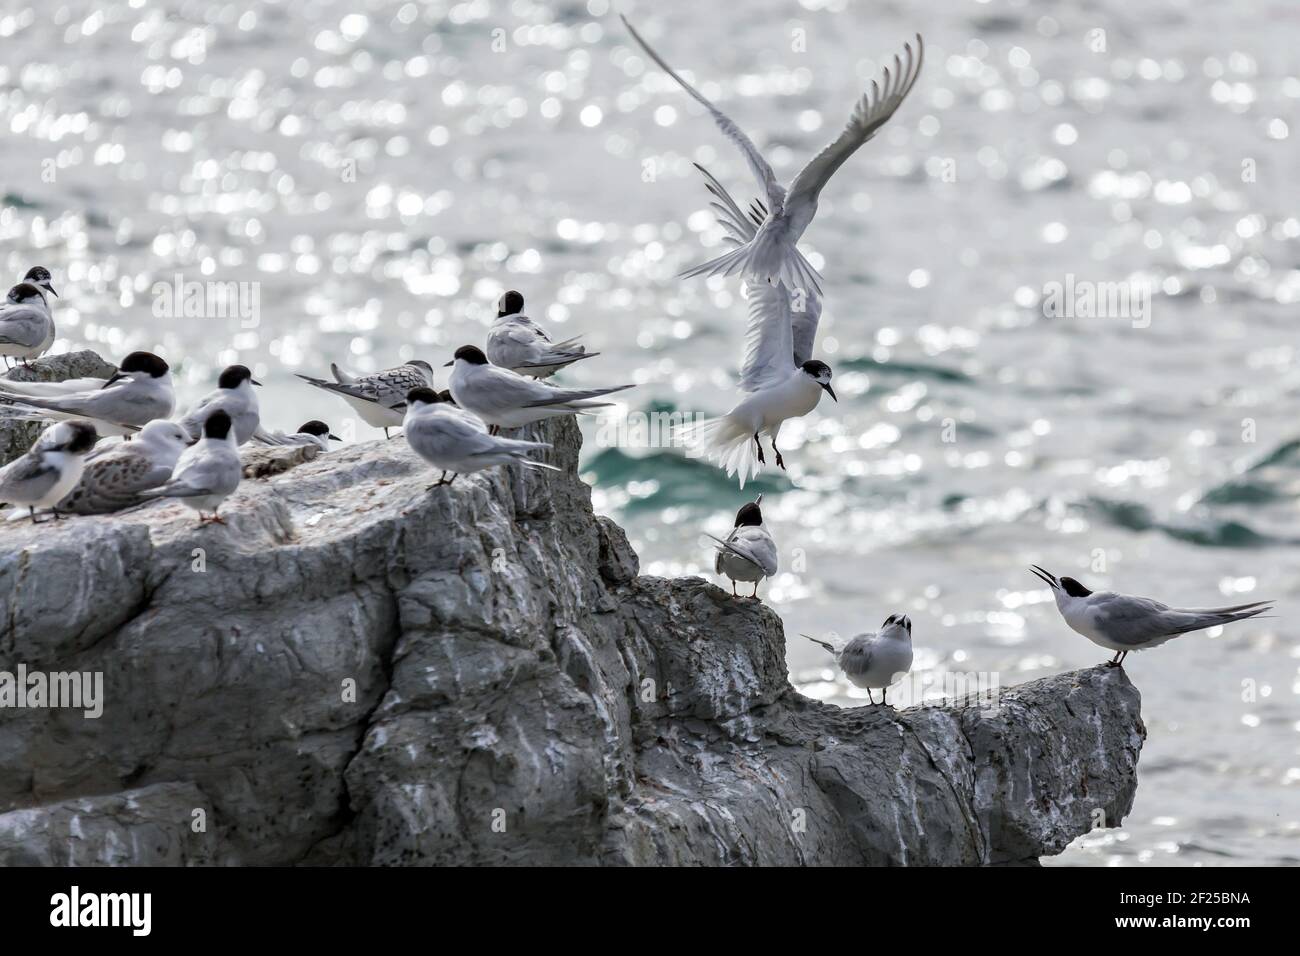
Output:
801,359,837,402
882,613,912,634
217,364,259,389
1060,576,1092,598
734,494,763,527
406,386,445,407
203,409,233,440
6,282,44,305
61,420,99,454
448,345,489,367
437,389,457,405
298,420,338,440
23,266,56,297
118,351,170,378
497,290,525,317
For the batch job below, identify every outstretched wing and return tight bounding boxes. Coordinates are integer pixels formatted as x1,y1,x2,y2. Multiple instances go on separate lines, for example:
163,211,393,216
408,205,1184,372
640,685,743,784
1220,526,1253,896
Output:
694,162,764,246
786,35,924,212
790,289,823,367
623,15,785,211
738,282,796,393
694,164,824,366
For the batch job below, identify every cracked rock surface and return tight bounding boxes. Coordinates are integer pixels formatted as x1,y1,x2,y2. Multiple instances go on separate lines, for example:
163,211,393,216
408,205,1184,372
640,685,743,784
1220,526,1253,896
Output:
0,411,1145,865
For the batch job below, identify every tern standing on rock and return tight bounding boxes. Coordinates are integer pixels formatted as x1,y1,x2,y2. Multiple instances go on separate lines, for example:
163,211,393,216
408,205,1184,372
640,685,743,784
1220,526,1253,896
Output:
140,409,242,524
58,419,191,515
402,386,558,487
446,345,632,434
0,351,175,436
705,495,778,599
0,420,98,522
177,364,262,445
0,282,54,369
487,291,596,378
805,614,914,706
1029,565,1274,666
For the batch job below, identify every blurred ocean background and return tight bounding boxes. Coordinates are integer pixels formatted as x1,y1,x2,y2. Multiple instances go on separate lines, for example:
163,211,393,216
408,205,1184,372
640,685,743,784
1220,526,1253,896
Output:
2,0,1298,865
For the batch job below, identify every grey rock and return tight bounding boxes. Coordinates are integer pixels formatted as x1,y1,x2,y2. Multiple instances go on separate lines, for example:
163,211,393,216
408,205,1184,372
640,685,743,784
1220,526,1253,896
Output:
0,782,216,866
0,383,1145,866
0,350,118,464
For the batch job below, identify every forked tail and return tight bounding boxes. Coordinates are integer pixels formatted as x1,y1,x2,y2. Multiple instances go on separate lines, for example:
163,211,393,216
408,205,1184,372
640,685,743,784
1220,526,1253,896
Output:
679,233,823,297
676,414,763,488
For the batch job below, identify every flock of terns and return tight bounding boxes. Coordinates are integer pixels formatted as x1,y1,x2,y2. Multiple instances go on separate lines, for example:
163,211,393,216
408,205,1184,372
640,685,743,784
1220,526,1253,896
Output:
0,16,1275,705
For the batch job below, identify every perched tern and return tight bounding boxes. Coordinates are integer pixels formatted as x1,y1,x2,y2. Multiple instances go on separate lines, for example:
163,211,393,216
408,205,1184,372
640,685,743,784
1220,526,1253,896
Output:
623,15,923,295
681,280,835,487
487,290,596,378
177,364,261,445
705,494,778,599
805,614,914,705
140,409,242,523
253,420,340,450
402,386,558,486
1029,565,1275,666
0,419,98,522
58,419,190,515
0,282,54,369
446,345,632,433
295,360,434,438
22,266,58,355
0,351,175,436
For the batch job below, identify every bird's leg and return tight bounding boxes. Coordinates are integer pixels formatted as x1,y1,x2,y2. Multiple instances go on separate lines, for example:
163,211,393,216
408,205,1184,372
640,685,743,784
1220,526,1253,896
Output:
866,689,876,705
881,687,888,706
731,580,737,597
1107,652,1121,667
51,509,62,521
752,582,760,599
774,442,786,470
753,433,765,464
1117,651,1128,667
383,427,391,439
489,425,500,437
29,507,41,524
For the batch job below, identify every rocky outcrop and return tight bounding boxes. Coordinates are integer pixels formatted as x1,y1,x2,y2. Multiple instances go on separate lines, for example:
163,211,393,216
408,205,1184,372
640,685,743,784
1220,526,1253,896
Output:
0,405,1145,866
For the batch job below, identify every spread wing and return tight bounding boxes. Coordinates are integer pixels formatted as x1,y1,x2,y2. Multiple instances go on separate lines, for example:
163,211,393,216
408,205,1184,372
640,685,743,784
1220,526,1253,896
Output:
695,164,824,366
786,35,924,212
790,290,823,367
738,282,796,392
622,15,785,211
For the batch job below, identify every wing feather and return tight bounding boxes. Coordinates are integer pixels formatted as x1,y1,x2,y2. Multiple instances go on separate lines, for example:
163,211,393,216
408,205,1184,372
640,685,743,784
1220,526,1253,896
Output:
786,35,924,210
622,15,785,210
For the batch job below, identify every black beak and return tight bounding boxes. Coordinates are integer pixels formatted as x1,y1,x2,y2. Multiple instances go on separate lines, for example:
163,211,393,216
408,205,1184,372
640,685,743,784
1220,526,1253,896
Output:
1029,565,1059,590
251,379,263,386
443,360,454,367
101,371,126,389
822,382,838,402
47,285,58,298
328,433,341,441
